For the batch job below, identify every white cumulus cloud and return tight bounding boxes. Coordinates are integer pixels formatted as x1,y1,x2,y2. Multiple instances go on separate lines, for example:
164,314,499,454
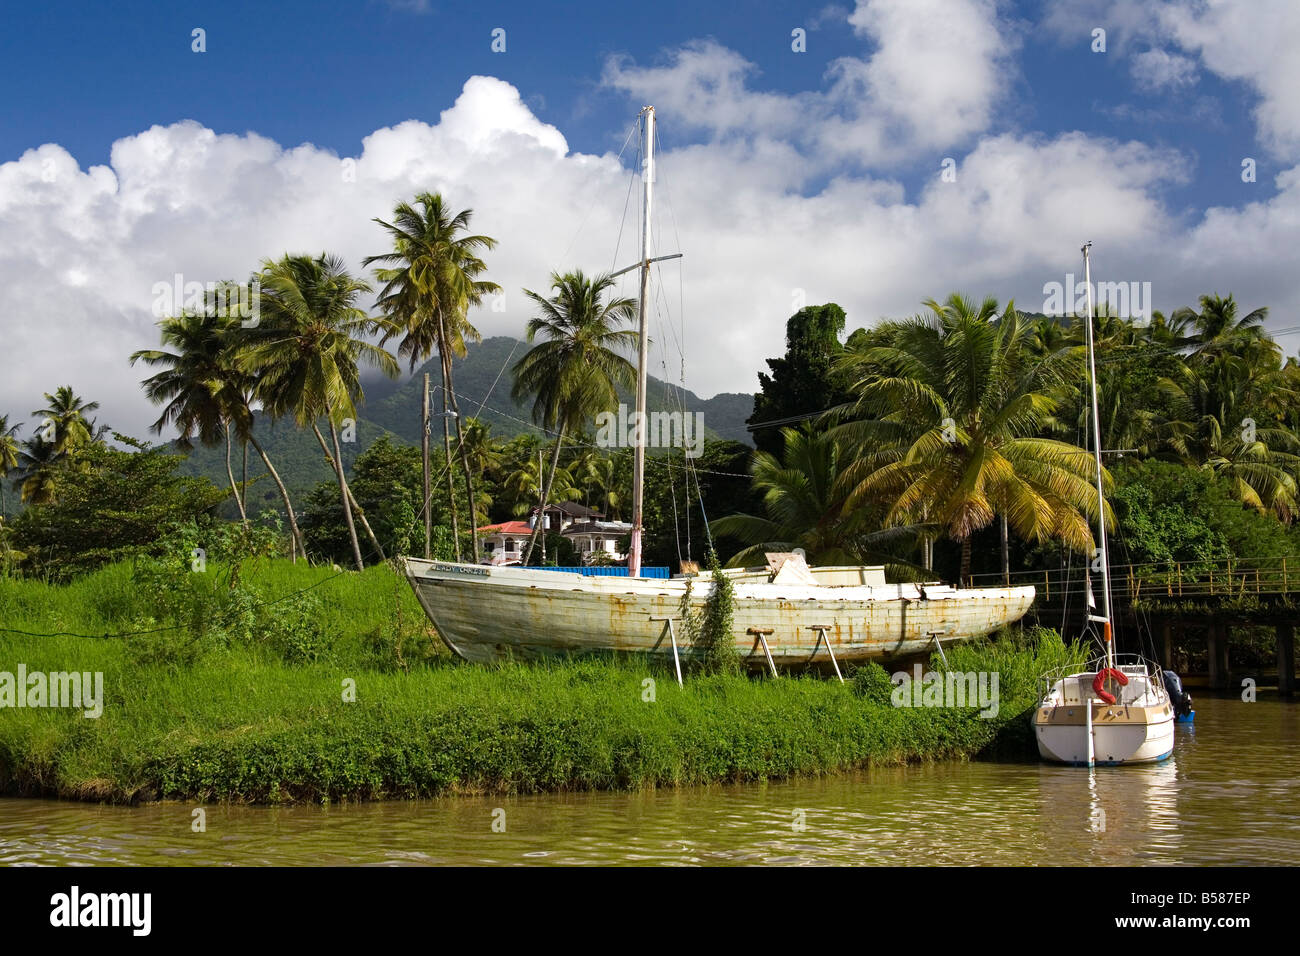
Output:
2,13,1300,443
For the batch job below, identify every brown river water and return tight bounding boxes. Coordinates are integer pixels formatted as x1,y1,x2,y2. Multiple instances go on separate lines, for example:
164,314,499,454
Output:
2,694,1297,866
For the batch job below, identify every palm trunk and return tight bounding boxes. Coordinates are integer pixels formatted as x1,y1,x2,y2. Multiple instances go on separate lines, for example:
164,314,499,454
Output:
436,336,461,560
522,425,566,566
248,433,304,562
960,537,972,586
224,424,248,525
241,440,248,517
326,408,365,572
311,423,386,562
445,353,480,561
1000,513,1010,585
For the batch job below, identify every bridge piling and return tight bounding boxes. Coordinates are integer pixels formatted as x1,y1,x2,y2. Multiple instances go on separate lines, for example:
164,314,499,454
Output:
1208,622,1231,690
1278,622,1296,697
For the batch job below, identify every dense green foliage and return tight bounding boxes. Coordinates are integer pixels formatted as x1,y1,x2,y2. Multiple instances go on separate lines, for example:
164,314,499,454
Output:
1110,458,1296,570
8,437,226,579
748,303,857,455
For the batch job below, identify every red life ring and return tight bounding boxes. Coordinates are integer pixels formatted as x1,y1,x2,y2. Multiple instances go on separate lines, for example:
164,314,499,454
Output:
1093,667,1129,704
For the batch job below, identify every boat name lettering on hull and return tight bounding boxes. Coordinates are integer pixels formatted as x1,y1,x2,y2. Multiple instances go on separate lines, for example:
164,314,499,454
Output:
431,563,489,577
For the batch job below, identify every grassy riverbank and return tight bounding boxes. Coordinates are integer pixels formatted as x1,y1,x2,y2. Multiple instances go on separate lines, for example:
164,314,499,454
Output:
0,559,1087,804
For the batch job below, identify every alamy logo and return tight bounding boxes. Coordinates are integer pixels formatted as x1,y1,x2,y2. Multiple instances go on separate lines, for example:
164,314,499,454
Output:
0,666,103,718
595,404,705,458
890,664,1000,718
50,886,151,936
1042,273,1153,321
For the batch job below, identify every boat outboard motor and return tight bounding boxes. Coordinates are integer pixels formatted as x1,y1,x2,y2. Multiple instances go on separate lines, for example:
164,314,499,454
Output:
1162,669,1193,718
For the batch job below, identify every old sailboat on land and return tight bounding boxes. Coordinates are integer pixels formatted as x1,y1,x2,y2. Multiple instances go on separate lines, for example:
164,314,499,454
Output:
404,106,1036,673
1033,243,1174,765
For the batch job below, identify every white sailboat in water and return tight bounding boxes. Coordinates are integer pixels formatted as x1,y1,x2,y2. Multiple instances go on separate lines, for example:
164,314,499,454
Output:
404,106,1036,674
1033,243,1174,765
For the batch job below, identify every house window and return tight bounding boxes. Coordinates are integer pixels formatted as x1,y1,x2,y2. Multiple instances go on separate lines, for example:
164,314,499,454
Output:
505,538,515,551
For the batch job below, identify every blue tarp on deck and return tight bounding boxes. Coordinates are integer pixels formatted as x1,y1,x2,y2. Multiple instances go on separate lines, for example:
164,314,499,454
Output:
517,565,671,578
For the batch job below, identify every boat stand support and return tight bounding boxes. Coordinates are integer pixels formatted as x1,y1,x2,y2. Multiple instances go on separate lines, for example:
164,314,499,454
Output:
651,616,684,687
928,629,948,668
747,627,779,678
807,625,843,683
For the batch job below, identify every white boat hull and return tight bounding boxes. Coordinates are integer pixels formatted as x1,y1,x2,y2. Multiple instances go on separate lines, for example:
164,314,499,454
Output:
1034,666,1175,765
403,559,1036,670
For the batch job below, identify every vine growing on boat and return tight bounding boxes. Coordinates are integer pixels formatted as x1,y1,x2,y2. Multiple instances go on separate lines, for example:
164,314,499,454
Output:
673,551,740,674
697,550,741,674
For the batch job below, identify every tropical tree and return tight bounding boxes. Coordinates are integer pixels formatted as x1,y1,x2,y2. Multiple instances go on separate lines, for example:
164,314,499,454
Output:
502,452,579,516
828,294,1101,583
511,270,637,564
710,425,863,566
456,417,503,527
580,452,623,519
365,193,500,560
0,415,20,517
14,436,63,505
238,253,398,571
31,386,100,458
747,303,854,456
131,311,250,524
1156,315,1300,519
1178,293,1268,362
132,310,311,557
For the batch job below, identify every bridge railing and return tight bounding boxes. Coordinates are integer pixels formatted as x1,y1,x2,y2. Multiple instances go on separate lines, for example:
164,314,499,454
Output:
969,556,1300,603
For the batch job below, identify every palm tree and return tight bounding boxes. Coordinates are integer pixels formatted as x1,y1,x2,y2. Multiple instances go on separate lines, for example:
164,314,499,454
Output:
581,452,624,519
238,253,398,571
131,311,250,524
1071,305,1162,456
710,425,864,566
511,270,637,564
14,436,62,505
223,355,310,561
133,311,311,558
1157,328,1300,519
502,448,578,517
1180,293,1268,361
458,417,503,480
828,294,1101,584
365,193,500,561
0,415,20,518
457,417,502,527
31,386,99,457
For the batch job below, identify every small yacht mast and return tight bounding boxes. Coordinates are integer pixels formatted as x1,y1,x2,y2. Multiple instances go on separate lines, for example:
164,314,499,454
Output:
1082,241,1115,672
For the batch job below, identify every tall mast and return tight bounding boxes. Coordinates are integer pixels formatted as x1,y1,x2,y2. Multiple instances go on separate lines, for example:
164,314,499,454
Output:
628,105,654,577
1082,241,1114,670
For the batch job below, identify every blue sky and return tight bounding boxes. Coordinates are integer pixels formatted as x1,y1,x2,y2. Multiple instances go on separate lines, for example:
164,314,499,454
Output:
2,0,1267,207
2,0,1298,436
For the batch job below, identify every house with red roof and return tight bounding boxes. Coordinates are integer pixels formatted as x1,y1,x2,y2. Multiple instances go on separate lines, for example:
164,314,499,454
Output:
476,520,535,565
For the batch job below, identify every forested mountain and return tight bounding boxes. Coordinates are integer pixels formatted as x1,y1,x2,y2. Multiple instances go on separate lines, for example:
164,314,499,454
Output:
175,336,753,506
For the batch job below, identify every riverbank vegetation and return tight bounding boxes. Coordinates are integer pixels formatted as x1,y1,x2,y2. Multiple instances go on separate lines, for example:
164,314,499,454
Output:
0,551,1085,803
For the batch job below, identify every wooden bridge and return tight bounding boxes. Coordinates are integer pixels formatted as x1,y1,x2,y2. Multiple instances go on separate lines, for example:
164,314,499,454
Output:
968,556,1298,694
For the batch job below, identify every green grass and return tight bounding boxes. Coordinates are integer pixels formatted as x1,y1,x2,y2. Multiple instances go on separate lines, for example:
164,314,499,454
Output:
0,559,1088,804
